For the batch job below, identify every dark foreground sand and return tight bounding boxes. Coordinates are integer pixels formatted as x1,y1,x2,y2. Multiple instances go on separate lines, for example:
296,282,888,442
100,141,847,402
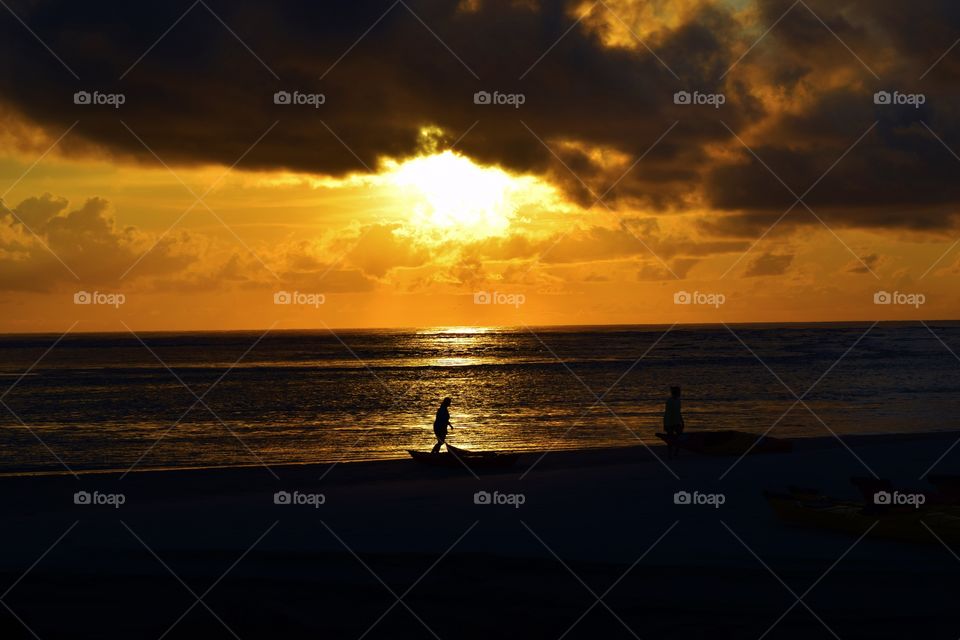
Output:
2,432,960,639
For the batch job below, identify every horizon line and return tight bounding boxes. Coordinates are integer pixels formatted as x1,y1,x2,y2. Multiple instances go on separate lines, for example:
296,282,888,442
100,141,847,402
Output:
0,317,957,338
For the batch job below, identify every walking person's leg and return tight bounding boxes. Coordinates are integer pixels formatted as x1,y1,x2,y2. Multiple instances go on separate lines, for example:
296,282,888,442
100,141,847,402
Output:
431,428,446,454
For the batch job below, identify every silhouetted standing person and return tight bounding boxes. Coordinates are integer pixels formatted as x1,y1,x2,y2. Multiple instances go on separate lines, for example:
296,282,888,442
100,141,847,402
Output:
664,386,684,459
432,397,453,454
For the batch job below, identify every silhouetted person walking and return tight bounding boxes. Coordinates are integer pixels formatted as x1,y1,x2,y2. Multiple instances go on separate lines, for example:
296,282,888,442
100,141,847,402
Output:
664,386,684,459
431,397,453,454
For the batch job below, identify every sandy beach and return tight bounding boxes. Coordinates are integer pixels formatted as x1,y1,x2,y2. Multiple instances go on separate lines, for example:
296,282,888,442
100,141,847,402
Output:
2,431,959,638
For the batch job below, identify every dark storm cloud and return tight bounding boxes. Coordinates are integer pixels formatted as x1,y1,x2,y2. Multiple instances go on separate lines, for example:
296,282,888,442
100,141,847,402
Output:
2,0,960,232
702,0,960,233
0,0,737,200
703,88,960,233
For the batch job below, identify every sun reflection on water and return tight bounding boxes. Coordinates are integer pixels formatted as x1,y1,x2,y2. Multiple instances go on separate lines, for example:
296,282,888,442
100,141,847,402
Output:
417,326,493,335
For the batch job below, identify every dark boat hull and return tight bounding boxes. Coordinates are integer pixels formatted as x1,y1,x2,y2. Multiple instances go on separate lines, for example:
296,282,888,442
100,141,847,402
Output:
407,447,520,469
765,491,960,545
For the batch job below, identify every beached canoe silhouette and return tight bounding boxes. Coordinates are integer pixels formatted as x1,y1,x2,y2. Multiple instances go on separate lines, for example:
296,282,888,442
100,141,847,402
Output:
407,444,520,469
764,483,960,545
656,429,792,456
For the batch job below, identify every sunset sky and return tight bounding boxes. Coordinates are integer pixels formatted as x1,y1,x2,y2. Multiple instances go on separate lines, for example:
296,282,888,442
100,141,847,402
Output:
1,0,959,331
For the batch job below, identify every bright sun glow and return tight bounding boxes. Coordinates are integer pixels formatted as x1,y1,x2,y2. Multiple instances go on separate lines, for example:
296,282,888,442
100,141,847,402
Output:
388,151,519,237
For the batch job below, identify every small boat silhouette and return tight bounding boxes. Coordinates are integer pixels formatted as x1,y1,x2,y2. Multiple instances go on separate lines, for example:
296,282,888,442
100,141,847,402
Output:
407,445,520,468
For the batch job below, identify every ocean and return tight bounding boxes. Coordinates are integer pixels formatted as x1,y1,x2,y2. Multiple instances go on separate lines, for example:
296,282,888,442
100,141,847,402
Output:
0,322,958,474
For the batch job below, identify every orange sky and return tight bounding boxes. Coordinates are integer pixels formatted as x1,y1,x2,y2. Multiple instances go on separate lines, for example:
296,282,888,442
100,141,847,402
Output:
1,0,959,332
